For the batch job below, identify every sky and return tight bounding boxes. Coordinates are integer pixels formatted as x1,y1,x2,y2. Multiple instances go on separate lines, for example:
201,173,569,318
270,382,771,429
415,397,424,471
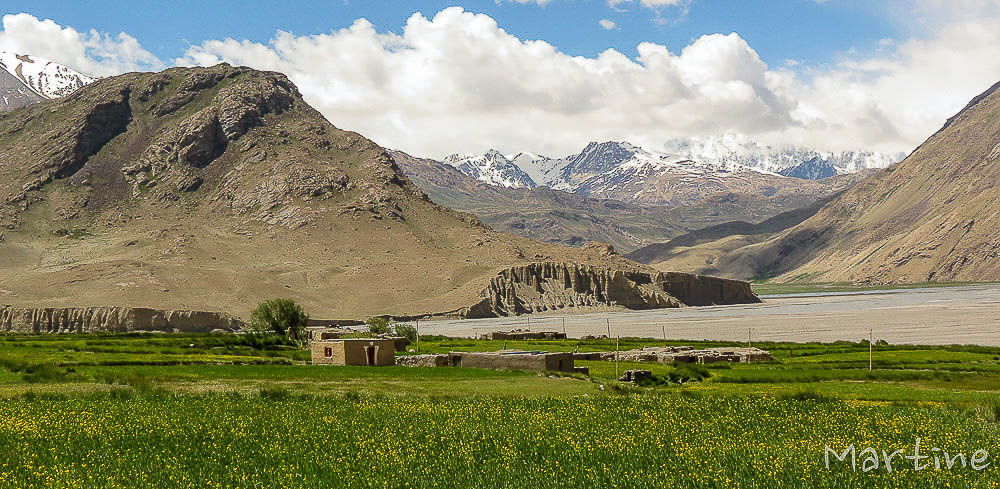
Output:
2,0,999,159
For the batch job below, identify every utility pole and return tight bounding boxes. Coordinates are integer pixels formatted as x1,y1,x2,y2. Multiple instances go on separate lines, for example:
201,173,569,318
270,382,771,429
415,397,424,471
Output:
526,316,531,332
869,329,873,371
606,318,611,338
562,317,567,337
615,335,620,379
661,324,666,341
748,328,753,349
415,318,420,353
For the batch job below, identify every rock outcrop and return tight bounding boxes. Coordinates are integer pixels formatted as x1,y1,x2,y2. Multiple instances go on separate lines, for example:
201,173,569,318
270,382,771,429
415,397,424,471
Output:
465,262,759,318
0,306,244,334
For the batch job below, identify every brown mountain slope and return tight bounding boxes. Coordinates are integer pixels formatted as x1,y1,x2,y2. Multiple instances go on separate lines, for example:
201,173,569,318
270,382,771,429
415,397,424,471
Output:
391,151,688,252
625,197,832,275
0,64,681,319
705,81,1000,283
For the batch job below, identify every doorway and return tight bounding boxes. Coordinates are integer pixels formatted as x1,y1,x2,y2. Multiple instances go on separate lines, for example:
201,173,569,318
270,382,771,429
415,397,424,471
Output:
366,346,376,365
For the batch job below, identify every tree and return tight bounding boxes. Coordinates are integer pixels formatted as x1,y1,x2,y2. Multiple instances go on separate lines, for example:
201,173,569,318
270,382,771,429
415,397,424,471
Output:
366,316,391,335
394,323,418,345
250,299,309,342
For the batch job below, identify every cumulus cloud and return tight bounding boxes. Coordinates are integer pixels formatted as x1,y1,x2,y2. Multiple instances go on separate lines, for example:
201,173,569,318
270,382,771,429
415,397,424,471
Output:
177,8,799,157
0,13,164,76
599,19,617,30
6,5,1000,159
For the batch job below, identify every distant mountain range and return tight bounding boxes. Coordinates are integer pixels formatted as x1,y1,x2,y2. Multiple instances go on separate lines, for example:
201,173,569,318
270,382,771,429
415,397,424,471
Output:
0,52,94,111
398,148,867,252
443,137,904,206
630,81,1000,285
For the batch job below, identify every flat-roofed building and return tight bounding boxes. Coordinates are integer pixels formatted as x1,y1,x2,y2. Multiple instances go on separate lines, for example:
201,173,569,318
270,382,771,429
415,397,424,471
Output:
311,338,395,366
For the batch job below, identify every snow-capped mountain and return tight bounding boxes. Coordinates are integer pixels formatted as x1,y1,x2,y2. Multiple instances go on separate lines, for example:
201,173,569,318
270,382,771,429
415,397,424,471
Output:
0,52,95,111
662,134,905,180
443,135,901,206
443,150,537,189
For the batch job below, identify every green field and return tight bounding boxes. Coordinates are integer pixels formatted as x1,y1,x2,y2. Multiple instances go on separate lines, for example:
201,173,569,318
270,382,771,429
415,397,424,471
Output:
2,333,1000,488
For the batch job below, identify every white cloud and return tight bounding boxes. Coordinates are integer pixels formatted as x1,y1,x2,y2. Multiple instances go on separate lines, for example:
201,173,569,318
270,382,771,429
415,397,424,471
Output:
609,0,687,9
178,9,798,157
6,5,1000,159
0,13,163,76
599,19,617,30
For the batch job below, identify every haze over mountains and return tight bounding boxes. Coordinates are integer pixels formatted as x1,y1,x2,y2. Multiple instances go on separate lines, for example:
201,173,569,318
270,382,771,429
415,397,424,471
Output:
632,81,1000,285
0,52,94,111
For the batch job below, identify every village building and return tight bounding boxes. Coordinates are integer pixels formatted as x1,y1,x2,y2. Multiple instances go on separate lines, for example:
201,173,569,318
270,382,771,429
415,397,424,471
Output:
449,350,583,374
480,330,567,341
311,338,396,366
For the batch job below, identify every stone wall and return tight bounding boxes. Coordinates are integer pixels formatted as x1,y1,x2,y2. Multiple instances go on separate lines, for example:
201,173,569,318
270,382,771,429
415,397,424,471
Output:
465,262,760,318
0,306,244,334
450,351,575,372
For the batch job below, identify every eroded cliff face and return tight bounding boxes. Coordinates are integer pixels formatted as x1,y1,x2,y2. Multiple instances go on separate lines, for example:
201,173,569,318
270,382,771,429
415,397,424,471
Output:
465,262,760,318
0,306,244,334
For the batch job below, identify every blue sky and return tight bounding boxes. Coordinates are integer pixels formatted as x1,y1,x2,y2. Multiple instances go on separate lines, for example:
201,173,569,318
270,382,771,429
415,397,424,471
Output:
1,1,998,158
2,1,898,73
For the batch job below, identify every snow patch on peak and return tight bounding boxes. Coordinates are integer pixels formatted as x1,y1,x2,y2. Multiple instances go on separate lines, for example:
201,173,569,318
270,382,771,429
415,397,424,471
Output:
0,51,95,100
444,150,537,189
663,133,905,179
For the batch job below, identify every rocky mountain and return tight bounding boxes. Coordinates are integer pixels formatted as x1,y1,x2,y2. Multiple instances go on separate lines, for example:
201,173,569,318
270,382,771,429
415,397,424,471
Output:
396,148,871,253
392,150,688,252
0,51,94,111
677,80,1000,284
444,150,537,189
662,133,905,180
449,141,872,214
0,64,753,319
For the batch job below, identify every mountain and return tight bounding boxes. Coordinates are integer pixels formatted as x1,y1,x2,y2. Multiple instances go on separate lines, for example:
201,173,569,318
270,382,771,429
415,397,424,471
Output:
392,150,688,252
0,52,94,111
443,150,537,189
450,140,877,215
662,133,904,180
0,64,695,320
625,197,834,274
682,81,1000,284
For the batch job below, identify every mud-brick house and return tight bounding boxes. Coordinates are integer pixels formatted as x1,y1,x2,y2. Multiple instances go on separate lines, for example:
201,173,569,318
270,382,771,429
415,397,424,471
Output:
311,338,395,366
449,350,580,373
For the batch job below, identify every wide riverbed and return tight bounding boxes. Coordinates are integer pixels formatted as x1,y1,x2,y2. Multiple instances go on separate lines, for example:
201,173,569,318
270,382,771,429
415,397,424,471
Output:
416,285,1000,346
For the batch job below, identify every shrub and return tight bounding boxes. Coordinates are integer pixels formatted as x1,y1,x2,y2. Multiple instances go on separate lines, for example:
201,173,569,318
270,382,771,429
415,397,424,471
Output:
366,317,392,335
667,364,711,384
250,299,309,342
394,323,418,344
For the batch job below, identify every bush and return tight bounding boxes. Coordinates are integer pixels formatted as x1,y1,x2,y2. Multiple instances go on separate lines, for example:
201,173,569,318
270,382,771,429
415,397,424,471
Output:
366,317,392,335
394,323,418,344
250,299,309,342
667,364,711,384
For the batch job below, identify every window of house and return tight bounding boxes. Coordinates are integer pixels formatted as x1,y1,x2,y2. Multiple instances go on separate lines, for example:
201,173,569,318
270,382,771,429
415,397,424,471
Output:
324,347,333,358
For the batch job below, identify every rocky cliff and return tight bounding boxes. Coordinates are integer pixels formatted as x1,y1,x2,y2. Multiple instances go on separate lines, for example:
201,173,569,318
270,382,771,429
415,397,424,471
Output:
464,263,759,318
0,306,244,334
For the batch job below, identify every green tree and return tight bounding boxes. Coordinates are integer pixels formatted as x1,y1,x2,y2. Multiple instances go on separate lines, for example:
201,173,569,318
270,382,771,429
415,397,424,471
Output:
394,323,418,345
366,316,391,335
250,299,309,342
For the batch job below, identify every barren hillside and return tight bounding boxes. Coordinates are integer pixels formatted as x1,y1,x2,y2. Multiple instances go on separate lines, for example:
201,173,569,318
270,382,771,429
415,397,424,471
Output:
0,64,665,319
700,81,1000,283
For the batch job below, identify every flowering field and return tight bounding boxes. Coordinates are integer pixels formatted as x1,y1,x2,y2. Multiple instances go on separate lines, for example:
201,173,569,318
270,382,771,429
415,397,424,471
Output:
1,393,998,489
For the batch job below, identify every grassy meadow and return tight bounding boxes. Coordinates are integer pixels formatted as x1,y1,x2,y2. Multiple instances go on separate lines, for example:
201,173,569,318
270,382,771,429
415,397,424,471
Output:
2,333,1000,488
